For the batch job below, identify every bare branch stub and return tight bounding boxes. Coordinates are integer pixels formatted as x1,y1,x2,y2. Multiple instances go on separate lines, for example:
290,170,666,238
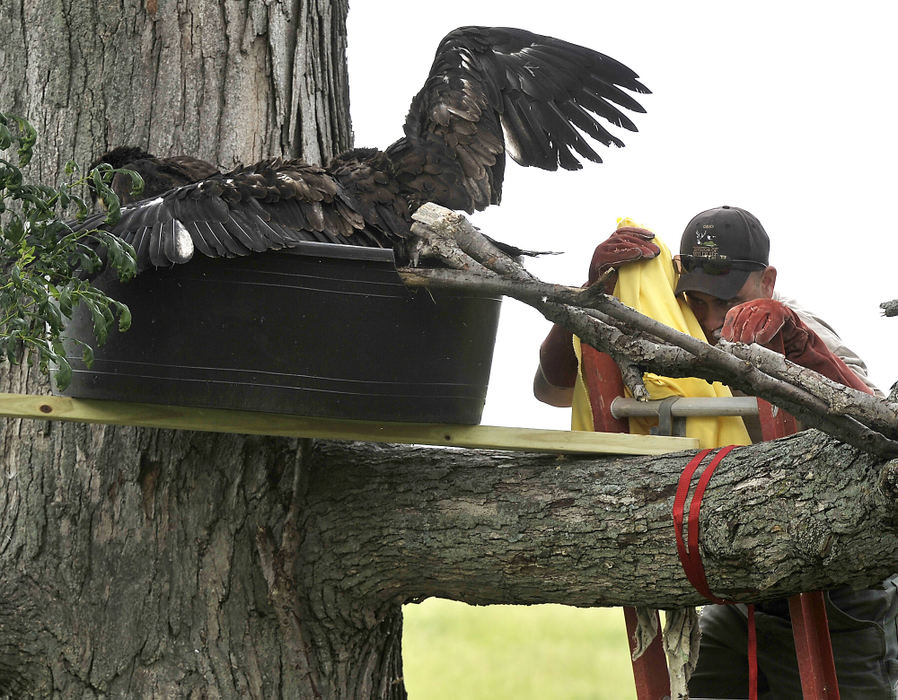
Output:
411,203,537,282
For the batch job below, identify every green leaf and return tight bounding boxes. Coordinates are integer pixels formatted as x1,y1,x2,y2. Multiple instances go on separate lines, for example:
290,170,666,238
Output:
57,288,73,316
71,194,89,220
40,300,65,332
90,168,123,224
4,212,24,243
53,355,72,391
125,169,145,197
87,302,109,346
104,236,137,281
13,117,37,166
115,302,132,332
4,336,24,366
81,343,94,368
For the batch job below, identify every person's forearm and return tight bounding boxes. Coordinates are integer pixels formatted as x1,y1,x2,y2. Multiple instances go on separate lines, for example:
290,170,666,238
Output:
538,324,577,387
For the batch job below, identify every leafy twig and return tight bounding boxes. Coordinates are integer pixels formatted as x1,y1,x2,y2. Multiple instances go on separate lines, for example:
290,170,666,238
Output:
0,113,139,389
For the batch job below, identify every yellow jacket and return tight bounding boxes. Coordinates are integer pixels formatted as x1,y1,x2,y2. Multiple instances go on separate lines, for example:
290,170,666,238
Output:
572,222,750,449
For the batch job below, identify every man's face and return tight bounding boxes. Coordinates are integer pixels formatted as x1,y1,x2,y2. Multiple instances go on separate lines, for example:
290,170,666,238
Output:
683,269,775,343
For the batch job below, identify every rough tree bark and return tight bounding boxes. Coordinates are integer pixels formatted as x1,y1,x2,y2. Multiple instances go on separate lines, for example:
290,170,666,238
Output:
0,0,350,176
2,1,898,698
301,436,898,608
0,0,387,696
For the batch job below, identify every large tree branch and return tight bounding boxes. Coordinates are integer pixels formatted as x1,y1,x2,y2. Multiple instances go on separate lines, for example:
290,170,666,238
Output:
303,434,898,611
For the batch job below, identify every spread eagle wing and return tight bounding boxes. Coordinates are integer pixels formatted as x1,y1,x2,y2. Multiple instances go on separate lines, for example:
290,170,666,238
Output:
77,158,394,272
386,26,650,213
80,26,648,273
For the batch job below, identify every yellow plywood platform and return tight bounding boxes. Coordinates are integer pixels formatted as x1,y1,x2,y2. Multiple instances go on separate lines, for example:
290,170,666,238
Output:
0,393,698,455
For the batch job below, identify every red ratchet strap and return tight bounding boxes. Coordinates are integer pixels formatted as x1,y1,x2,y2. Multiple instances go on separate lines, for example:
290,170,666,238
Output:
673,445,759,700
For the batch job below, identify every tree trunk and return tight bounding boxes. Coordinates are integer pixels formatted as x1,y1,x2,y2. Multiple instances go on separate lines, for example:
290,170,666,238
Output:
0,0,389,696
3,2,898,698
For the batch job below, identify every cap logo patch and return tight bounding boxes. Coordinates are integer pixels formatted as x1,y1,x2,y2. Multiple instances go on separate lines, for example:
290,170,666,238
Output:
693,227,723,259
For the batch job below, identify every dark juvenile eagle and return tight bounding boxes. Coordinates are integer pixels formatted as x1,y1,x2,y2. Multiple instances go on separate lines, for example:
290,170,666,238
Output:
82,26,649,272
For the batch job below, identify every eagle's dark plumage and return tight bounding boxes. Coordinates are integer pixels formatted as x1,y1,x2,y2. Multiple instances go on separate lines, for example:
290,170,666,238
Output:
82,26,649,272
87,146,219,205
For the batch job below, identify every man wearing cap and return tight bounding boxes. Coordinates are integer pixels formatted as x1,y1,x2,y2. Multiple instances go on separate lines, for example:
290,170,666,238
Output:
533,206,898,698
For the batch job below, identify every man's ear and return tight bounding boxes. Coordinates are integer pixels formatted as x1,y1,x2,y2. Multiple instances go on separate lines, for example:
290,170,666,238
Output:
761,266,777,297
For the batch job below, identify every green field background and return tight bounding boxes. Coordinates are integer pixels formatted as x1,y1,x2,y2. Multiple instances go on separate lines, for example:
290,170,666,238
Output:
402,599,637,699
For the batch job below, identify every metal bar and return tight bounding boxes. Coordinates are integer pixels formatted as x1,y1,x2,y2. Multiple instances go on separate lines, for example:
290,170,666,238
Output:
611,396,760,419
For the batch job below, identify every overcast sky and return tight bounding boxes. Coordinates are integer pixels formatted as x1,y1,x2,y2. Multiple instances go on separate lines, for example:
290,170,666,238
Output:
346,2,897,430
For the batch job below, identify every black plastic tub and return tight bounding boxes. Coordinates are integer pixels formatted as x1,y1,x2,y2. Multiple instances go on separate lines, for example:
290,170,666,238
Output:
55,242,502,424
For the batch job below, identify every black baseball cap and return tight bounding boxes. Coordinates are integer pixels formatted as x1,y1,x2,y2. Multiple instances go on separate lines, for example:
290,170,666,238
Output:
674,205,770,299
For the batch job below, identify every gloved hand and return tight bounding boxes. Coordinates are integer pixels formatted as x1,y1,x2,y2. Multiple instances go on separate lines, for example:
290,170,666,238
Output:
587,226,660,288
721,299,873,393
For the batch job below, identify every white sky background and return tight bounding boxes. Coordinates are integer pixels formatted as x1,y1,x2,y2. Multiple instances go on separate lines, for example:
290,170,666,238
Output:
346,2,898,430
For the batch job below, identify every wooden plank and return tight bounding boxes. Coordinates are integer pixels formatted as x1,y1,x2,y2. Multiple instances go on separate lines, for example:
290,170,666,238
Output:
0,393,698,455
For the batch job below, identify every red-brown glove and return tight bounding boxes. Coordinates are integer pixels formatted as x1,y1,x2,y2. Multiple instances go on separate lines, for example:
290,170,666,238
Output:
587,226,660,289
721,299,873,394
537,227,659,404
